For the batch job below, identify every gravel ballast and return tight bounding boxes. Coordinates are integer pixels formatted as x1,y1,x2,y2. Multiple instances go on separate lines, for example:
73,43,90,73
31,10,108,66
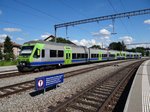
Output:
0,60,133,88
0,60,139,112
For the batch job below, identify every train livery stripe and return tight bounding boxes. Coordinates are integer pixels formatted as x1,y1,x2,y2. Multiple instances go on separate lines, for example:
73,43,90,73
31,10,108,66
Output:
30,58,109,66
30,60,65,66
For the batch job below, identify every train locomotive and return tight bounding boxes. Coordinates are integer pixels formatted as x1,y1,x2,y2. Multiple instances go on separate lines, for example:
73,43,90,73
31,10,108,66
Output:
17,40,142,72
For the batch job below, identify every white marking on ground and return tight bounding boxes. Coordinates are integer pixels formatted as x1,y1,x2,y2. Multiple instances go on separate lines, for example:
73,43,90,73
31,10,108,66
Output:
142,60,150,112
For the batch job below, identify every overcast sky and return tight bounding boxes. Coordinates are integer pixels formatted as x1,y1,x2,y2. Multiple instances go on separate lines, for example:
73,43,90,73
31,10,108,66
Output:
0,0,150,48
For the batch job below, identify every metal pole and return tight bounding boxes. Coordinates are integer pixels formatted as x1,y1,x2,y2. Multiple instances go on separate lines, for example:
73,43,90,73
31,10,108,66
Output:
54,27,57,43
66,26,68,40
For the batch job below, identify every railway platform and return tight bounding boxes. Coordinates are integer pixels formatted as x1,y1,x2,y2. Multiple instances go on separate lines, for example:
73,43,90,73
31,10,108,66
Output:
0,65,17,72
124,59,150,112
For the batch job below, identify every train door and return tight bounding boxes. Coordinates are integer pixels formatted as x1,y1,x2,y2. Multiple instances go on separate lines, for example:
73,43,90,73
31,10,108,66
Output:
64,46,72,64
99,51,102,61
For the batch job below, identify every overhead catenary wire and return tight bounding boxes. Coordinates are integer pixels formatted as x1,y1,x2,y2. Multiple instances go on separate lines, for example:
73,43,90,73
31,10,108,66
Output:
59,0,89,18
14,0,92,37
119,0,135,37
107,0,132,35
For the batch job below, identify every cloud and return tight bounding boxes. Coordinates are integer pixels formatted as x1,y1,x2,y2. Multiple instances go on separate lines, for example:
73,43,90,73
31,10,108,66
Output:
0,10,2,15
41,33,51,39
119,36,133,44
144,19,150,25
92,28,111,39
71,39,102,47
108,24,113,28
16,37,24,41
0,34,7,42
3,28,22,32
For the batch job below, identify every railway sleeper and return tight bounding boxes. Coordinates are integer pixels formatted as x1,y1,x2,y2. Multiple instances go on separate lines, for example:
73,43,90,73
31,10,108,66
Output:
76,99,100,108
69,103,96,112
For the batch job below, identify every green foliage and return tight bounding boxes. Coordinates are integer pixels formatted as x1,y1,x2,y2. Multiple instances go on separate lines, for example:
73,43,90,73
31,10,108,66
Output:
0,60,17,66
146,50,150,56
50,37,75,44
90,45,101,49
127,47,145,56
109,41,126,51
4,36,14,60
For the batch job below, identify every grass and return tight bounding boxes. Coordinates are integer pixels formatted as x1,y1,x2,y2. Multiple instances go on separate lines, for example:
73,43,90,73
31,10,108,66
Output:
0,60,17,66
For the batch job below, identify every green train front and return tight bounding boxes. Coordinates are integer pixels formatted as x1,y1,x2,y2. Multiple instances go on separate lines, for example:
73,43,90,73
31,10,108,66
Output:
17,42,45,72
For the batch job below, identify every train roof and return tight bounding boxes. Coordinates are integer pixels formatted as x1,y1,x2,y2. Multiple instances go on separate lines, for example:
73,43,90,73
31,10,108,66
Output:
24,40,87,48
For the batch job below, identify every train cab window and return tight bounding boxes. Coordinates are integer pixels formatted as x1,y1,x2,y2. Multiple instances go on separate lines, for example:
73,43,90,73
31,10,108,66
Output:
50,50,57,57
72,53,76,59
42,49,45,58
58,50,64,57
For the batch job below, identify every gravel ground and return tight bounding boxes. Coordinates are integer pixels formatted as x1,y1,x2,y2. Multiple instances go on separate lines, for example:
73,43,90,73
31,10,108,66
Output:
0,60,139,112
0,60,133,88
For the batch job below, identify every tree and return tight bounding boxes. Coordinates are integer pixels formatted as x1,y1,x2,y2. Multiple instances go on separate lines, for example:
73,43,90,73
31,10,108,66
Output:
4,36,14,60
90,45,101,49
109,42,118,50
109,41,126,51
0,47,3,60
121,41,126,51
146,50,149,56
50,37,76,45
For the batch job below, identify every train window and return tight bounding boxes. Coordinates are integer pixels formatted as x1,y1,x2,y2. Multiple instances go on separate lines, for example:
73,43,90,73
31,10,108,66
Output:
117,53,120,56
42,49,45,58
66,53,68,59
72,53,76,59
81,54,85,58
77,53,81,59
58,50,64,57
85,54,88,58
102,54,107,57
96,54,99,57
110,54,115,57
50,50,57,57
127,54,130,57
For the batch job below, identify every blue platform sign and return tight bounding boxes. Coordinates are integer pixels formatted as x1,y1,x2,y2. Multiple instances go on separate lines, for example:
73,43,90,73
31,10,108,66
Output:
35,73,64,91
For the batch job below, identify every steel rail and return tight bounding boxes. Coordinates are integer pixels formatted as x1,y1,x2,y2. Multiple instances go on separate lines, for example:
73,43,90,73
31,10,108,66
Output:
0,60,137,98
48,61,144,112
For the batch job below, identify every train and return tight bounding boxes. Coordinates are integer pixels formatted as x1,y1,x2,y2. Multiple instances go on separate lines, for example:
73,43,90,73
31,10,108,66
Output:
17,40,142,72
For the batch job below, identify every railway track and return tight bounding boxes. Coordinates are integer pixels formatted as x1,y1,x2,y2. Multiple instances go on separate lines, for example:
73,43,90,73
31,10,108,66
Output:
48,61,143,112
0,59,136,79
0,60,144,98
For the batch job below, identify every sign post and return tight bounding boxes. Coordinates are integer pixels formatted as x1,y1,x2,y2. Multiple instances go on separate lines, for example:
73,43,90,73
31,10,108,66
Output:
35,73,64,94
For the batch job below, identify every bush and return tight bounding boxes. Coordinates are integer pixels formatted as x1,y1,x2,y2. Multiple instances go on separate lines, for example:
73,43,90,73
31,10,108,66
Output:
0,60,17,66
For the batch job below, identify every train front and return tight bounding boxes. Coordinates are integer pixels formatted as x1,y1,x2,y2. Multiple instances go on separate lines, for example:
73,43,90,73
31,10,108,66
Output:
17,43,35,72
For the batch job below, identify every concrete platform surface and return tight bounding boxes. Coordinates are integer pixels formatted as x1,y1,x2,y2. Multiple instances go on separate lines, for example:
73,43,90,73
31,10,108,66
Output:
0,65,17,72
124,60,150,112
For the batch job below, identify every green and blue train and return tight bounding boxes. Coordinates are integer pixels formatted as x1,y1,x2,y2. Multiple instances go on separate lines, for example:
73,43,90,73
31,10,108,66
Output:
17,40,141,72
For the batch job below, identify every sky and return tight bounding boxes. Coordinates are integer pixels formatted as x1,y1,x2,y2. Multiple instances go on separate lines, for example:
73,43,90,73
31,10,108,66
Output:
0,0,150,48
